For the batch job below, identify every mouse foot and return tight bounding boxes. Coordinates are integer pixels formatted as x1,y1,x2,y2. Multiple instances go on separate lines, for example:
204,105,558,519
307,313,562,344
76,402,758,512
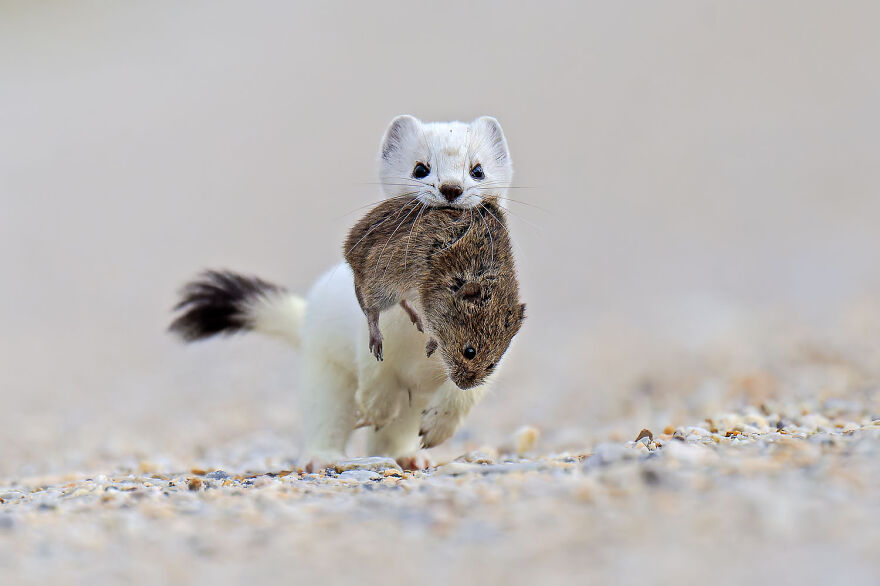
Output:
366,309,383,361
369,334,383,361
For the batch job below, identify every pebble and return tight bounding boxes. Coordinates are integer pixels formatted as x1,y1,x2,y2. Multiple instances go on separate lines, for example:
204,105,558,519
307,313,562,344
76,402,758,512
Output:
205,470,229,480
334,457,402,473
337,470,381,483
435,462,480,476
513,425,540,456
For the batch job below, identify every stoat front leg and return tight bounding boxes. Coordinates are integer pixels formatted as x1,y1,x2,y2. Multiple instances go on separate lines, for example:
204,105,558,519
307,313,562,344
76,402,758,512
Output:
419,381,486,449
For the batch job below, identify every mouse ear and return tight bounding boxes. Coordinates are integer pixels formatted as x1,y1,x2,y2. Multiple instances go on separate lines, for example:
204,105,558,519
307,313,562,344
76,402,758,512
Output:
381,115,421,160
458,281,482,301
505,303,526,329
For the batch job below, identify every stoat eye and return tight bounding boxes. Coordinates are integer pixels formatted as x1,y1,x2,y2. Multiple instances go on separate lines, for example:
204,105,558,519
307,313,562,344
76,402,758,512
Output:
469,164,484,180
463,346,477,360
412,163,430,179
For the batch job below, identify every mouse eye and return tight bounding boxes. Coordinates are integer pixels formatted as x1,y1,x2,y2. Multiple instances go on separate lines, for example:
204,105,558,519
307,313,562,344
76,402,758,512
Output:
463,346,477,360
469,164,484,180
412,163,430,179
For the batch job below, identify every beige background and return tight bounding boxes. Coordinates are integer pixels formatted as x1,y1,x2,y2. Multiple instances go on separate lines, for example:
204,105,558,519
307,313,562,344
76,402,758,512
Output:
2,1,879,478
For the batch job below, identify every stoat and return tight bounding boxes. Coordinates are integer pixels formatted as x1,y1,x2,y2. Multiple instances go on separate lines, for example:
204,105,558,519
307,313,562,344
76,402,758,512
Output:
169,115,522,471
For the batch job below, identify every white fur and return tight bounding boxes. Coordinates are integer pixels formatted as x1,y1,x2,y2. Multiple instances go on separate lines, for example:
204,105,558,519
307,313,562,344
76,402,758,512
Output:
245,263,489,467
379,115,513,209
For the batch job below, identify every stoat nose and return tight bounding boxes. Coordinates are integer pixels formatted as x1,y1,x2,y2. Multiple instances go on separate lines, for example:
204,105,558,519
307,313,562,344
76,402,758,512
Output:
439,183,463,202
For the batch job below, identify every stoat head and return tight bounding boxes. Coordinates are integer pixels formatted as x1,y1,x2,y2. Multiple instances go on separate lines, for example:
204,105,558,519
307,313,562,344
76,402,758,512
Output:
378,115,513,209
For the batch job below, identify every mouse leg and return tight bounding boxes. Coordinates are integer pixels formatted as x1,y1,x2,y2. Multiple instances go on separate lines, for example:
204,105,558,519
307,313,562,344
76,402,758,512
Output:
353,283,383,361
399,299,424,332
366,308,383,361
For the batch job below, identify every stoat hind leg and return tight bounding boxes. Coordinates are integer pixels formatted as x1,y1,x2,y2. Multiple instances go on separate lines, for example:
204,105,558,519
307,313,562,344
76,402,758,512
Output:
366,402,433,470
299,354,357,472
355,355,403,431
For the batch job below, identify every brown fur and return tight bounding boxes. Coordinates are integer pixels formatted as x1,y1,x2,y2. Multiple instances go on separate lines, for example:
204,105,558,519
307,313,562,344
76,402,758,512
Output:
344,197,525,389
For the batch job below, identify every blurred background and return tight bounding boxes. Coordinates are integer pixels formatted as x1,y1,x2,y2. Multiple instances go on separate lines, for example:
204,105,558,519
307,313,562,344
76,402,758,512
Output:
2,1,879,479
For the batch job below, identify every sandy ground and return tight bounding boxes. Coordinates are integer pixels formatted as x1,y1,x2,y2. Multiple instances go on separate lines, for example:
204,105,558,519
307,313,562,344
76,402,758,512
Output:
2,388,879,585
3,2,880,584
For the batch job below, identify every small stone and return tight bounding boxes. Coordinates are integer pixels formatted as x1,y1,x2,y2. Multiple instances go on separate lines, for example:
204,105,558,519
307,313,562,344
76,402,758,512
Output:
591,443,636,465
138,460,160,474
334,457,402,473
338,470,381,482
513,425,540,456
435,462,479,476
187,478,203,491
663,425,675,435
456,449,497,464
205,470,229,480
635,429,653,443
190,468,207,476
688,427,712,437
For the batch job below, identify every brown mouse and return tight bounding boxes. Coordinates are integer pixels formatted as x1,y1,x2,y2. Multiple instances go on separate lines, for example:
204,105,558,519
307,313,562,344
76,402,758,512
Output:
344,197,525,390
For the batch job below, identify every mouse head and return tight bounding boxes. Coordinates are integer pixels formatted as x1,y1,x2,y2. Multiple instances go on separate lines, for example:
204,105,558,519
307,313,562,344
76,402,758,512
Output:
378,115,513,209
422,277,526,390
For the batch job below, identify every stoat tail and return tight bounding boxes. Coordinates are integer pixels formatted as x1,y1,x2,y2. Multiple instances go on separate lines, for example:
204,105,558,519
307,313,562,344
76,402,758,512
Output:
169,270,305,349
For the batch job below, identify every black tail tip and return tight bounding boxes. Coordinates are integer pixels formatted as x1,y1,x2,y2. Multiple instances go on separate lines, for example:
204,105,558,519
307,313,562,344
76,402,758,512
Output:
168,270,282,342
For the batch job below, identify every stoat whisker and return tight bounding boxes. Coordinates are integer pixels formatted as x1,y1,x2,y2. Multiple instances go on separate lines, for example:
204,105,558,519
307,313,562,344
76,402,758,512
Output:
472,193,545,233
336,193,419,220
474,205,495,268
470,192,553,214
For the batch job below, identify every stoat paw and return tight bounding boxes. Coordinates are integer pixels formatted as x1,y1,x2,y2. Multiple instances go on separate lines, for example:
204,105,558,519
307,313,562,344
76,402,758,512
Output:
395,451,433,471
418,407,459,449
303,451,344,474
355,390,401,431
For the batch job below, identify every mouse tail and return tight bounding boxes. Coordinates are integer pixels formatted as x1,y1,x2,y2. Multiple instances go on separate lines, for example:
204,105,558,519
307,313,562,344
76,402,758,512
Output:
169,270,305,349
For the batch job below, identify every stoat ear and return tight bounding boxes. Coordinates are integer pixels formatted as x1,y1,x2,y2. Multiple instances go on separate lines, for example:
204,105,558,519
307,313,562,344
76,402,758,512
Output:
381,114,421,160
458,281,482,302
472,116,511,165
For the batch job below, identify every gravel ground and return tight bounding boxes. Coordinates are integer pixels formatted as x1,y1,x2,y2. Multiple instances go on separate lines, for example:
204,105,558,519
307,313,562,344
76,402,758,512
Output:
2,392,879,586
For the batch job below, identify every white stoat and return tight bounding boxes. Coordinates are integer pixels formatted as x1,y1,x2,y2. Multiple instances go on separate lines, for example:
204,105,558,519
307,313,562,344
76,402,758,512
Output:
170,116,516,471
